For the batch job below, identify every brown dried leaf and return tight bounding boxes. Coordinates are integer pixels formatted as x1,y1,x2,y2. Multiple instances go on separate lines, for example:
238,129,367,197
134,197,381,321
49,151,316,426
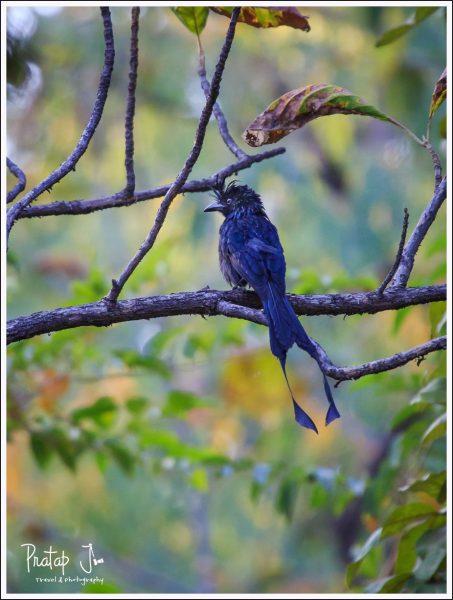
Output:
243,84,401,147
211,7,310,32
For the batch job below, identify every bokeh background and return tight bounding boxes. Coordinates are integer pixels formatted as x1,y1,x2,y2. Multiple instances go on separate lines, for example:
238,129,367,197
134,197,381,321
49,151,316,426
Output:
7,5,446,594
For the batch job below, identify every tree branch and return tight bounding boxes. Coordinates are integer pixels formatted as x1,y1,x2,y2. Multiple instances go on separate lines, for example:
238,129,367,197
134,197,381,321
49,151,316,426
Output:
376,207,409,295
17,148,285,219
6,7,115,243
6,158,27,203
390,177,447,288
105,8,241,304
7,284,445,344
198,42,247,160
312,336,446,382
123,7,140,196
423,137,442,189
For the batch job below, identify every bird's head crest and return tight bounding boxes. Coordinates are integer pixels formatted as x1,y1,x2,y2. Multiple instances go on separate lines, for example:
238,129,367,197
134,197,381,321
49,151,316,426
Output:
204,180,264,216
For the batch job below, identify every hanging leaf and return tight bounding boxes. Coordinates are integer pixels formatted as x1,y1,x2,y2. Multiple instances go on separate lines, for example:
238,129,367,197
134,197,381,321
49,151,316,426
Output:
30,431,54,469
71,396,118,428
381,503,438,538
421,413,446,448
242,84,417,147
211,7,310,31
162,390,210,417
171,7,209,35
375,7,439,47
428,68,446,120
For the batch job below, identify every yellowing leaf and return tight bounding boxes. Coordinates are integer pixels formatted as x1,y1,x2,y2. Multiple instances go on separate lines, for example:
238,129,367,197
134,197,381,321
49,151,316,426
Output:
429,68,446,120
243,84,409,147
211,7,310,31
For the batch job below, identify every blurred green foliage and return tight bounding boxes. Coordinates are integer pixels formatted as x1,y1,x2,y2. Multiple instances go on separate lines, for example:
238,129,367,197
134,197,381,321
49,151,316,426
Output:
7,5,445,594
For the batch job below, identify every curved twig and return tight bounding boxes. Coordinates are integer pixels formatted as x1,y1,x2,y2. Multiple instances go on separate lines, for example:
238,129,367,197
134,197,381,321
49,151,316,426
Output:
105,8,241,304
391,177,447,288
6,7,115,243
312,336,446,382
198,43,247,160
377,208,409,295
6,284,445,344
6,158,27,203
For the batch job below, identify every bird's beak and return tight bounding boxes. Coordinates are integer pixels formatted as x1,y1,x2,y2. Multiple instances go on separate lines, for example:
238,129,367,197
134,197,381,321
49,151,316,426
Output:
203,200,223,213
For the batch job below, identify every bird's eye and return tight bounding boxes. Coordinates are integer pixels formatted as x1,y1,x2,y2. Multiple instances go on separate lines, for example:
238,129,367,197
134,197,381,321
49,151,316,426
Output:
226,197,232,204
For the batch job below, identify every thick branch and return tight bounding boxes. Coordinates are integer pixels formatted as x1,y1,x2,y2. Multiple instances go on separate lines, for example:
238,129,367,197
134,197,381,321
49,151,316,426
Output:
198,44,247,160
105,8,241,303
391,176,447,288
18,148,285,218
7,284,445,344
6,158,27,203
6,8,115,242
312,336,446,382
124,7,139,195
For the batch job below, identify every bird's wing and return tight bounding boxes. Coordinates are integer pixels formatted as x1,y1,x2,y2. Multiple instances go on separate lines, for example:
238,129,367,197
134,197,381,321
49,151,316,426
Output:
227,220,286,294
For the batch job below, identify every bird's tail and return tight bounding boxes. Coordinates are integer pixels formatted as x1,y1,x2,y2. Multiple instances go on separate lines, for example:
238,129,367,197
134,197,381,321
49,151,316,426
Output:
263,286,340,429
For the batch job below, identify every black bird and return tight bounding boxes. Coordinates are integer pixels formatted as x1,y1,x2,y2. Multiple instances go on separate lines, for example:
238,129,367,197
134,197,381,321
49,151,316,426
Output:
204,181,340,433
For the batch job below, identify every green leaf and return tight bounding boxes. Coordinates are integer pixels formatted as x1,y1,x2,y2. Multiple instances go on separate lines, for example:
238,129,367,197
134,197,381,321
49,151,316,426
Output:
95,450,109,474
139,428,229,465
114,350,171,379
242,84,419,147
414,544,446,581
421,413,446,448
346,528,382,586
72,396,117,428
125,396,149,414
391,400,430,430
428,68,447,120
382,503,437,538
83,582,122,594
366,573,411,593
189,467,209,492
375,7,439,47
392,306,412,335
211,7,310,31
400,471,446,502
30,431,54,469
52,427,79,471
162,390,209,417
275,476,299,521
70,267,108,304
147,326,184,354
171,7,208,35
106,440,136,475
395,520,432,575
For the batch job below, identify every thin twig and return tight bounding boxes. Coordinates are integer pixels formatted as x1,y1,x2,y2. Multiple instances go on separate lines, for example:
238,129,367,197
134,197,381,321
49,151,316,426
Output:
105,8,241,304
198,43,247,160
376,208,409,295
18,148,285,219
6,158,27,203
423,137,443,189
311,336,446,382
390,177,447,288
124,7,140,196
6,7,115,243
6,284,445,344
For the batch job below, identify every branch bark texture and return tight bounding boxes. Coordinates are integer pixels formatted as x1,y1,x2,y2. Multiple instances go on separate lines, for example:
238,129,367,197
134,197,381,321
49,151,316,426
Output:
7,285,445,345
